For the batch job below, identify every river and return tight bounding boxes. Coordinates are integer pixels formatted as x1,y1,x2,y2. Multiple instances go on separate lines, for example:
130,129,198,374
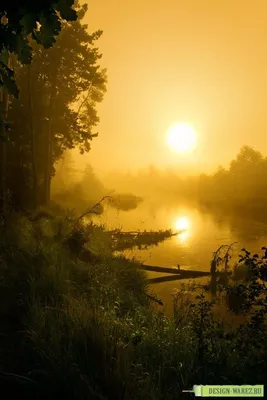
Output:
93,201,267,308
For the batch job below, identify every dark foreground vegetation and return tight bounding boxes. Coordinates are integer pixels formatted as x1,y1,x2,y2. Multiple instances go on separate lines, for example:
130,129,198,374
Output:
0,211,267,399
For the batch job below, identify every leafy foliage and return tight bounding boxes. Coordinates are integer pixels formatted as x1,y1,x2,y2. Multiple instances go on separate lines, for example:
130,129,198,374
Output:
224,247,267,315
1,215,266,398
0,57,18,97
196,146,267,213
111,193,143,211
0,0,77,95
6,3,106,208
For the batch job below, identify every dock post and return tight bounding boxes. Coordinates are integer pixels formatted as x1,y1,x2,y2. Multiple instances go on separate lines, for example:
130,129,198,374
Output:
210,259,217,297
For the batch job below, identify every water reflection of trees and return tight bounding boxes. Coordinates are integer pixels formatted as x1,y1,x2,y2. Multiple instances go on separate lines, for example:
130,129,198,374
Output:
227,216,267,242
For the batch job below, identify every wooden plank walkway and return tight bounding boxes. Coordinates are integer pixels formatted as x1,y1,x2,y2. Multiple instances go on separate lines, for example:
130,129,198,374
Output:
139,264,211,284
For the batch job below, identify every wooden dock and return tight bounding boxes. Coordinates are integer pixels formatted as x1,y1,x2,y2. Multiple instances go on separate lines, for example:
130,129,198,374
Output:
139,264,211,284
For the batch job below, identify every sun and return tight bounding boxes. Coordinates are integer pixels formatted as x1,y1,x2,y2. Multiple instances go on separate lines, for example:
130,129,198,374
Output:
166,122,197,153
175,216,191,242
175,216,190,231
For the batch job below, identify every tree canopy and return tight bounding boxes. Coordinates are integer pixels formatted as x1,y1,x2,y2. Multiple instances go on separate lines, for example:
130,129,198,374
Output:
0,0,77,96
0,1,106,207
1,2,107,209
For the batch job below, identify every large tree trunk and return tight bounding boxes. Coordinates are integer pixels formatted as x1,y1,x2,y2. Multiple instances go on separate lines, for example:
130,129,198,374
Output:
43,80,57,206
0,58,10,214
27,64,38,207
0,91,7,214
44,122,53,204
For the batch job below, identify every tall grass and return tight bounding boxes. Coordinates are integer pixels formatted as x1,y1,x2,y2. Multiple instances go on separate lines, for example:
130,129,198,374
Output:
0,212,266,399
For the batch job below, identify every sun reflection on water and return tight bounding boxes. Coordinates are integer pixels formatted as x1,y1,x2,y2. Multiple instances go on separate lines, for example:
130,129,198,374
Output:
177,230,189,242
174,216,191,243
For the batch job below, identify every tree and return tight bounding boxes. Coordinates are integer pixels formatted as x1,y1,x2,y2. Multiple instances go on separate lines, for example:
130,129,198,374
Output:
6,2,106,208
0,1,77,95
228,146,264,205
229,146,263,174
52,150,80,194
0,0,78,212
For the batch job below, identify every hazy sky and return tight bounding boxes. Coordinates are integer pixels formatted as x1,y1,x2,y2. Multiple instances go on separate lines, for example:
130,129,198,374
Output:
78,0,267,175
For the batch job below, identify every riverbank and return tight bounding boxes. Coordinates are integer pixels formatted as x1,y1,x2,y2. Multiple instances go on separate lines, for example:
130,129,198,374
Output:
0,211,266,399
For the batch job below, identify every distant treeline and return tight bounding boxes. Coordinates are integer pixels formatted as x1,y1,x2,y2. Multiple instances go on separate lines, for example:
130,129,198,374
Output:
104,146,267,217
52,154,143,214
194,146,267,215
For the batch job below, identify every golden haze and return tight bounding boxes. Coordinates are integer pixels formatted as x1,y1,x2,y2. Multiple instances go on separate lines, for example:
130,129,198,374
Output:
72,0,267,176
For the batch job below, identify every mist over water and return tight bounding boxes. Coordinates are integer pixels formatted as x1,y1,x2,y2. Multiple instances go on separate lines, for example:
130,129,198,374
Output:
93,200,267,270
91,200,267,308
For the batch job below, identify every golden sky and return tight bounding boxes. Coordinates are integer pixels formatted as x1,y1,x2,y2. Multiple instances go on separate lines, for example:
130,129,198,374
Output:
79,0,267,175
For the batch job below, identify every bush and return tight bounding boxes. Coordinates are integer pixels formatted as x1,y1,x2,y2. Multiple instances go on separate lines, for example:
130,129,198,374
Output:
0,215,267,398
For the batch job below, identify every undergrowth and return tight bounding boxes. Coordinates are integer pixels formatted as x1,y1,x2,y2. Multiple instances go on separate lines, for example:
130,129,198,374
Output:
0,211,266,399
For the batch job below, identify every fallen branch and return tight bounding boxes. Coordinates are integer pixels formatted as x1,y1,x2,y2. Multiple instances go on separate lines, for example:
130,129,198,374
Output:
110,229,178,236
145,293,163,306
72,191,114,232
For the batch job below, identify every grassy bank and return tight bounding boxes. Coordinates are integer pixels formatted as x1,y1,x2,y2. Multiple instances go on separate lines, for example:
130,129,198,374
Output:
0,211,266,399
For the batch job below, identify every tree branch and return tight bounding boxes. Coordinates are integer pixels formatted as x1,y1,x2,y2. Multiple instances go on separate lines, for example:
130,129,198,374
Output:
72,191,114,231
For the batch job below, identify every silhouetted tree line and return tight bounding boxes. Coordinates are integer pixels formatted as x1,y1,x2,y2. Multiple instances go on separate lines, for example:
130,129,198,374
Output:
196,146,267,213
109,146,267,216
52,154,144,214
52,160,107,213
0,1,106,212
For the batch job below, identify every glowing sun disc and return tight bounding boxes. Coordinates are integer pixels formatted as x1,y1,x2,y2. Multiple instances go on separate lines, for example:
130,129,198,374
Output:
175,216,190,231
166,122,197,153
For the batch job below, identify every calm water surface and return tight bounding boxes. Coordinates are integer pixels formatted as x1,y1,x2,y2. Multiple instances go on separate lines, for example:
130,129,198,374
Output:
93,201,267,307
